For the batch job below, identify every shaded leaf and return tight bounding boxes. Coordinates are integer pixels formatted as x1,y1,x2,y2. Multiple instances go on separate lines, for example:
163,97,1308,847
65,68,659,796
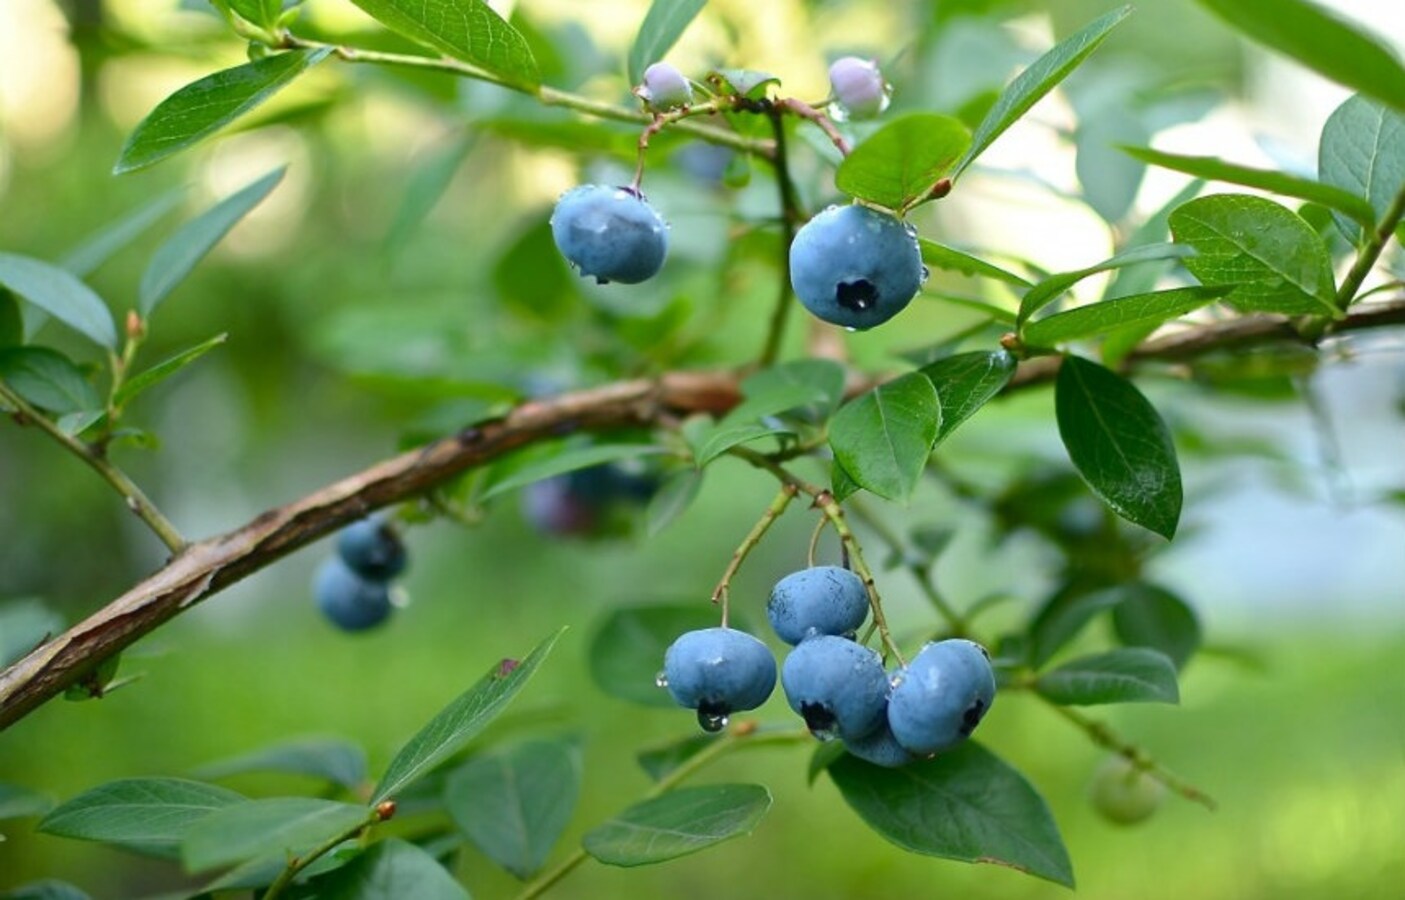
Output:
0,782,53,821
38,778,245,859
0,882,91,900
589,605,728,707
348,0,539,90
0,253,115,348
306,839,469,899
182,797,368,872
635,734,715,782
1017,243,1194,325
1027,587,1123,669
919,350,1016,446
1022,286,1226,348
1112,583,1202,668
190,736,367,789
1055,356,1181,538
0,348,101,414
1036,648,1180,705
372,629,564,804
139,168,285,316
829,743,1074,887
919,240,1031,288
114,334,228,407
628,0,707,87
481,444,665,500
115,50,331,173
583,784,771,866
836,114,971,211
1319,94,1405,243
444,738,582,878
60,190,186,278
739,359,846,418
0,291,20,347
828,372,941,502
646,469,704,536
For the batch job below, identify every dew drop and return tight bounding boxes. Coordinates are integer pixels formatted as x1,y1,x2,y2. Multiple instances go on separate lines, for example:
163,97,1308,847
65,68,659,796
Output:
830,103,851,124
888,672,906,690
698,709,729,732
904,223,918,237
655,670,669,689
920,266,931,284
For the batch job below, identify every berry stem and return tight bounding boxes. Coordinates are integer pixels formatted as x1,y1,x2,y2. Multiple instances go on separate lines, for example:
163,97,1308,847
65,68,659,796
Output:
774,97,851,156
711,484,799,626
806,514,829,568
630,102,723,190
813,491,905,666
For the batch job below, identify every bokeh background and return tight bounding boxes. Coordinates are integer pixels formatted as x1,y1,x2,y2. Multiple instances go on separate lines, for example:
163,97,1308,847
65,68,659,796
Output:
2,0,1404,897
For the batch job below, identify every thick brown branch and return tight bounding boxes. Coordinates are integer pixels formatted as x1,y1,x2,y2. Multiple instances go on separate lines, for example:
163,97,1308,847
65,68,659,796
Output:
3,298,1404,731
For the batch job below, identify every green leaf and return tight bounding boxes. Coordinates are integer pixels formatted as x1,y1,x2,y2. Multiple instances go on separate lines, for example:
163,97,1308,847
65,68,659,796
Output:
305,839,470,899
0,290,21,347
371,629,564,804
114,334,228,407
481,444,665,500
348,0,540,90
0,348,101,414
38,778,245,858
181,797,368,872
1022,286,1227,348
0,782,53,821
1196,0,1405,114
0,882,92,900
829,743,1074,887
190,736,367,789
1055,355,1181,539
709,69,780,99
645,469,704,535
691,422,788,467
740,359,846,418
1112,583,1202,668
0,253,115,348
1036,648,1180,705
59,190,186,278
828,372,941,502
635,734,715,782
1017,243,1194,326
1169,194,1338,316
835,114,972,211
589,605,730,707
1123,145,1376,226
1319,94,1405,243
830,458,861,502
1027,586,1124,668
444,738,582,878
919,240,1031,288
491,216,575,322
583,784,772,867
228,0,281,28
139,168,285,317
115,50,331,173
627,0,707,87
918,350,1016,446
955,5,1132,177
389,134,476,251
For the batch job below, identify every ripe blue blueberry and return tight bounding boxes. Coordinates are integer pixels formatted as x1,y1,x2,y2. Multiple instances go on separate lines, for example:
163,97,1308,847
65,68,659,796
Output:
843,720,916,768
521,465,658,538
638,61,693,110
336,517,407,581
314,558,392,632
887,639,996,756
767,566,869,645
788,205,924,329
663,627,777,731
828,56,889,121
781,635,889,741
550,185,668,285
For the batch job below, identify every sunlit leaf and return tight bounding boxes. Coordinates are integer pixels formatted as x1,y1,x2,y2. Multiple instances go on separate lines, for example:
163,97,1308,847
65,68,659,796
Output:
348,0,540,90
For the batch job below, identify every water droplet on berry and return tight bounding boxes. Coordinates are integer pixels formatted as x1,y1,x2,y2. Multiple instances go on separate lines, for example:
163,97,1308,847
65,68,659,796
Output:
698,709,729,732
888,672,905,689
920,266,931,284
655,670,669,688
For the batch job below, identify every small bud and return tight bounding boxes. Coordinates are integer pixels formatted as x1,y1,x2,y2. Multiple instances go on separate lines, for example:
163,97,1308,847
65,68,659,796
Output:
375,800,397,821
928,178,952,201
731,719,759,737
495,657,521,679
126,311,146,342
637,61,694,111
828,56,890,121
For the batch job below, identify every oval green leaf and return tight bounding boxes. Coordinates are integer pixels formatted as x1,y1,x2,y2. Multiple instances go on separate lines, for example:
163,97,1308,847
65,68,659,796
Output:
836,113,971,211
1112,582,1202,669
828,372,941,502
829,742,1074,887
1055,355,1181,539
918,350,1016,446
38,778,245,859
628,0,707,87
1022,286,1227,348
1169,193,1338,316
1017,242,1195,326
919,240,1032,288
0,254,115,349
0,347,101,415
1036,647,1180,705
181,797,368,872
303,839,470,899
349,0,540,90
1319,94,1405,243
583,783,772,867
115,49,331,174
190,736,367,789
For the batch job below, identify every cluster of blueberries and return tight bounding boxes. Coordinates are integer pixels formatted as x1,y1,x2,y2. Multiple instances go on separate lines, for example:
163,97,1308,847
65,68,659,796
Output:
661,566,997,768
313,518,408,631
550,57,923,330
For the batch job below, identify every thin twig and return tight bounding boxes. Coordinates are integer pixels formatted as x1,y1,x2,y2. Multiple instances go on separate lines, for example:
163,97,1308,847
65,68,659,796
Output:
1335,183,1405,313
711,484,799,626
813,491,904,666
263,803,393,899
759,105,805,367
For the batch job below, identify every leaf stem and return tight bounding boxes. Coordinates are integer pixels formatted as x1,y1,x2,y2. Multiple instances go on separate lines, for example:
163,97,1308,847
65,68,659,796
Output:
1335,182,1405,313
711,484,799,626
263,804,392,900
0,380,186,554
759,106,804,367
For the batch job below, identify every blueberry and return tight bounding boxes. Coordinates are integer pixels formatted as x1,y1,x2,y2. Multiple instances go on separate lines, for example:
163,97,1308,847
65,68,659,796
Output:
521,465,658,538
887,639,996,756
550,185,668,285
788,205,924,329
638,61,693,110
828,56,889,121
1089,755,1165,825
314,558,392,632
336,517,407,581
767,566,869,645
781,635,889,741
843,720,915,768
663,627,777,731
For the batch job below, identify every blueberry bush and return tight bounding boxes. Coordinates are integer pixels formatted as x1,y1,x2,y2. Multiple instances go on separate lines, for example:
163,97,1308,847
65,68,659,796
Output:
1,0,1403,896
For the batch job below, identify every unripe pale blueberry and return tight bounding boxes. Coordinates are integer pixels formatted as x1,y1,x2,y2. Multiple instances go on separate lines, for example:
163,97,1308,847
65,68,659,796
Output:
828,56,889,120
638,61,693,110
767,566,869,645
1090,755,1165,825
887,639,996,756
781,635,889,741
336,517,407,581
788,205,924,329
551,185,669,285
663,627,777,731
314,558,392,632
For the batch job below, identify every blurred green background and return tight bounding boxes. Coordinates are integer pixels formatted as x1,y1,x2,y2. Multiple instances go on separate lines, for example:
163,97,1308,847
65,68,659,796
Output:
2,0,1404,897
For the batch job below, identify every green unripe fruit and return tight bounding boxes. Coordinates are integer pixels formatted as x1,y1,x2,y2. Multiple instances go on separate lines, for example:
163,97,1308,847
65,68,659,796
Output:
1089,755,1166,825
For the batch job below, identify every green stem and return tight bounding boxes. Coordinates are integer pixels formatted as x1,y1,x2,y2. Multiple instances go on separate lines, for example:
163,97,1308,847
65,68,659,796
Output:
0,380,186,554
263,808,384,900
514,725,808,900
1335,182,1405,313
1043,700,1216,811
711,484,799,625
814,493,905,666
759,106,804,367
279,36,774,159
